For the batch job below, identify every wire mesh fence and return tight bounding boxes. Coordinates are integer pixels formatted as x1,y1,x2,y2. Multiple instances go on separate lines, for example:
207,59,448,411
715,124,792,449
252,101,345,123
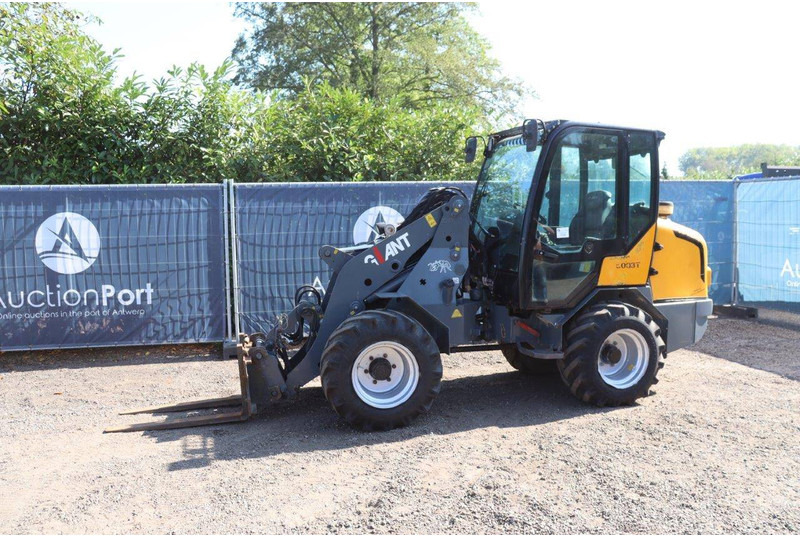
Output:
0,185,228,350
233,182,475,334
1,177,795,351
735,176,800,313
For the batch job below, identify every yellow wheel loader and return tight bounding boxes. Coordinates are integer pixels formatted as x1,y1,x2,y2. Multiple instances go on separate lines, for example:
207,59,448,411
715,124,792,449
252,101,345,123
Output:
109,119,712,433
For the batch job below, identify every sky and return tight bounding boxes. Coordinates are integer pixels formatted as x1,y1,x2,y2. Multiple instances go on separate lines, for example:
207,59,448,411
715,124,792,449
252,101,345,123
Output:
69,0,800,175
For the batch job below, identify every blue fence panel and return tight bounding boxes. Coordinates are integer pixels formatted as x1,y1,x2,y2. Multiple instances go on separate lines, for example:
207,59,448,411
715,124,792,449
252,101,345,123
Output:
234,179,736,335
0,178,741,351
234,182,474,333
736,177,800,312
0,185,228,350
661,181,734,304
3,174,793,352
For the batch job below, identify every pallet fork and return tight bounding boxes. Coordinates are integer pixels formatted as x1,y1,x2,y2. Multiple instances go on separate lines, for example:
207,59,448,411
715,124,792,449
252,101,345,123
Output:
104,334,262,433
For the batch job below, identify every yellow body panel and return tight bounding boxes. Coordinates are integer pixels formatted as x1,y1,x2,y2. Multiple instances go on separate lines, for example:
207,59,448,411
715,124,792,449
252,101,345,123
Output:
650,218,710,300
597,225,657,287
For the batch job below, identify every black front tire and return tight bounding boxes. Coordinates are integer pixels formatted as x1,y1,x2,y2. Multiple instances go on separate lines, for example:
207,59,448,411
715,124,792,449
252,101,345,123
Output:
558,302,666,406
320,310,442,431
501,345,558,375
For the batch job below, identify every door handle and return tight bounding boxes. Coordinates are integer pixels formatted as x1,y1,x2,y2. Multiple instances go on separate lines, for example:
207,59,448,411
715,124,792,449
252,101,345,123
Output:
534,249,558,262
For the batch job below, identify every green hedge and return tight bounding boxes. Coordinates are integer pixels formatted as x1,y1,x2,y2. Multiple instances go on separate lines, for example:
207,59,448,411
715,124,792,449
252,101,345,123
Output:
0,4,481,185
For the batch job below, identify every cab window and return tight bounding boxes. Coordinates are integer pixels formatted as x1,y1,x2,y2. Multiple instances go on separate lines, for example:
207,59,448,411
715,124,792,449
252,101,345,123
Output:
537,131,620,250
530,129,620,305
471,136,541,272
628,132,656,241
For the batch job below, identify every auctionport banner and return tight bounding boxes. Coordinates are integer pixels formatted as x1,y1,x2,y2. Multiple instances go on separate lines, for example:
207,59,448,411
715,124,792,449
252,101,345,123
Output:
0,179,749,351
736,177,800,312
233,180,739,334
233,181,475,334
0,185,227,350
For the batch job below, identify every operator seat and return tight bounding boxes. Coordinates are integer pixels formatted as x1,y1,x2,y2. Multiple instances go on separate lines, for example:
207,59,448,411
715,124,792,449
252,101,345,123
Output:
569,190,612,245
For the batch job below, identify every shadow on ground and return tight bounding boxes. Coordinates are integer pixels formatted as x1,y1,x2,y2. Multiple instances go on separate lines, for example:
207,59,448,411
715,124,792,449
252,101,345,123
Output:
692,317,800,381
0,343,222,371
135,370,628,471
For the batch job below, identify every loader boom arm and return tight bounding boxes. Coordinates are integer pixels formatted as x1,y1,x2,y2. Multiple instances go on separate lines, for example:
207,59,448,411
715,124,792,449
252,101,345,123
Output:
283,192,472,394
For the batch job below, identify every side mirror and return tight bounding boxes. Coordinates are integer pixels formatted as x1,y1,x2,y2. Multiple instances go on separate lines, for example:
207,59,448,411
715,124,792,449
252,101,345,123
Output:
465,136,478,163
522,119,539,152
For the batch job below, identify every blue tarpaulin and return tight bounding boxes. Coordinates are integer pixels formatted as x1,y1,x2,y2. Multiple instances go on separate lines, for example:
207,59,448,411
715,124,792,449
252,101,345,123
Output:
233,180,735,333
233,182,475,334
1,177,784,351
0,185,228,350
736,177,800,311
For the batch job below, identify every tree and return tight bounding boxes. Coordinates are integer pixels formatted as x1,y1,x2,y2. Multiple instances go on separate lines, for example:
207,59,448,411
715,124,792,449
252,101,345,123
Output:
0,3,130,184
1,3,483,185
0,3,268,184
679,144,800,180
251,82,478,183
231,2,525,118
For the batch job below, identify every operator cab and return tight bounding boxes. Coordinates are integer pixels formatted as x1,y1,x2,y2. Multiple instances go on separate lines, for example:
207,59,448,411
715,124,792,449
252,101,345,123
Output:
468,120,662,311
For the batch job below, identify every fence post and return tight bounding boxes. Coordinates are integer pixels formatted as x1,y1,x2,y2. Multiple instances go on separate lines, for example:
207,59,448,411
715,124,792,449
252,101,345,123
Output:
731,178,739,306
228,179,241,338
222,179,233,342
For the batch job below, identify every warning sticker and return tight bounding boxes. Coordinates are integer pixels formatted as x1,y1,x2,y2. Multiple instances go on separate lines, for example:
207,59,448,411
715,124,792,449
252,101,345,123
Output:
451,308,463,319
425,213,437,227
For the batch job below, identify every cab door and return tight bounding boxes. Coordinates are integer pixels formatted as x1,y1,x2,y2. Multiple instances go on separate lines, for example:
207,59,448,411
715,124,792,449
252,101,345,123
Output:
518,125,658,309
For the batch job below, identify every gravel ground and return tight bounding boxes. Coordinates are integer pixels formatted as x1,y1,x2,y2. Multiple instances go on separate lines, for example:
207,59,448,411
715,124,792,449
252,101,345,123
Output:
0,316,798,534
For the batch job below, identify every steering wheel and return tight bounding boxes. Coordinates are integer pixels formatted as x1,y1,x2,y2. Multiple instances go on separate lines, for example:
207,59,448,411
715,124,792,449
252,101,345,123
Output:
631,201,649,215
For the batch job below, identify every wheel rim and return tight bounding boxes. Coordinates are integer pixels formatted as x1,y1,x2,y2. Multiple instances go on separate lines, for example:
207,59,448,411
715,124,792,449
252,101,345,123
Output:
597,328,650,389
351,341,420,409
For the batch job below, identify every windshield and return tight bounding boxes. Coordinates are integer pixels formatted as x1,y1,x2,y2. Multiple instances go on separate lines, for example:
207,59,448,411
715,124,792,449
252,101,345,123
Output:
471,136,541,239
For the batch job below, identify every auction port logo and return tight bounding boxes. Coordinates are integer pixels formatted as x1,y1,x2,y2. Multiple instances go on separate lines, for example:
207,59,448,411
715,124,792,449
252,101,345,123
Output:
34,212,100,275
353,206,404,244
780,258,800,289
0,212,155,314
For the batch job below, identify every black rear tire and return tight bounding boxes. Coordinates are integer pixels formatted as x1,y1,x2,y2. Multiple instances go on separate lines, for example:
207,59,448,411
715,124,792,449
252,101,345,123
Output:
558,301,666,406
501,345,558,375
320,310,442,431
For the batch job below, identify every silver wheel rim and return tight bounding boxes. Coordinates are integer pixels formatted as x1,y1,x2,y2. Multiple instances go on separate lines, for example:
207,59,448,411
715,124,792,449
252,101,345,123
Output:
597,328,650,389
351,341,420,409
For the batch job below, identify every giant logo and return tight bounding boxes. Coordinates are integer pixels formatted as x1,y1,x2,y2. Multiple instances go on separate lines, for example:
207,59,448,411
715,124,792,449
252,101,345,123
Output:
364,233,411,265
353,206,405,244
35,212,100,275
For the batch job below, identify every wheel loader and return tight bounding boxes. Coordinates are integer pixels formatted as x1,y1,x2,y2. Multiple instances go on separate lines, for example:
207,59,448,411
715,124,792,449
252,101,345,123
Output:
108,119,713,433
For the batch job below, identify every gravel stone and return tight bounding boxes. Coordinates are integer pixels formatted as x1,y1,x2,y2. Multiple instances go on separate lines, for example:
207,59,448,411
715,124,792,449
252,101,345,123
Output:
0,317,798,533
